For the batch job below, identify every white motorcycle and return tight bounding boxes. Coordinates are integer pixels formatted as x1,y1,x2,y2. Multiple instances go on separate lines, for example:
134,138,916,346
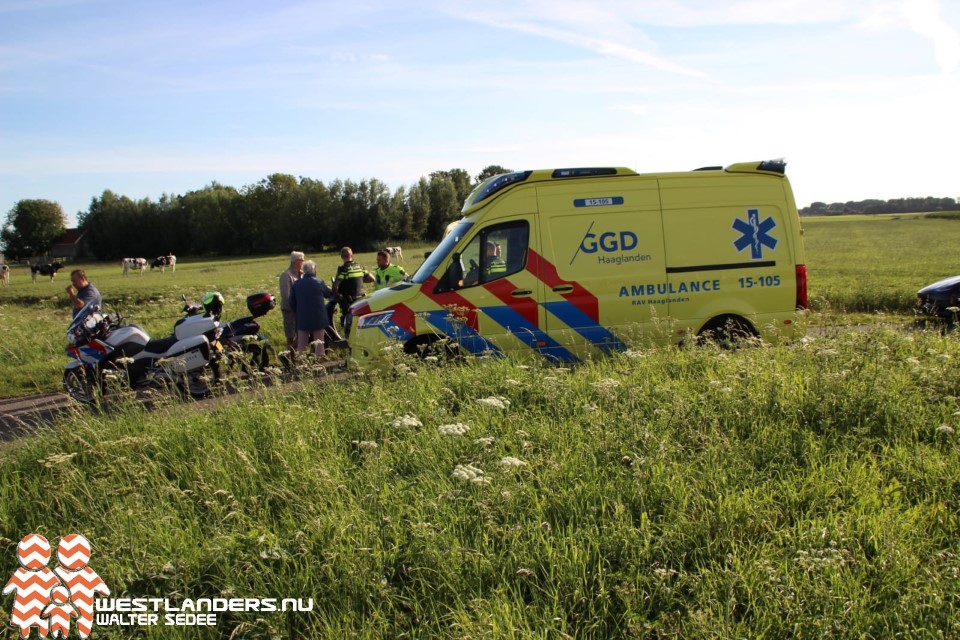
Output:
64,300,220,404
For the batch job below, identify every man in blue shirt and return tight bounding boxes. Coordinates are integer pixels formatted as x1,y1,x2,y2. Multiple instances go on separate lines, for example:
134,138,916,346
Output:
66,269,102,317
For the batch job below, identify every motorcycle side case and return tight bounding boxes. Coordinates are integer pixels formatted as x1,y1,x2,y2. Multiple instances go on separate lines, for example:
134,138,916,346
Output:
175,315,218,340
161,335,213,373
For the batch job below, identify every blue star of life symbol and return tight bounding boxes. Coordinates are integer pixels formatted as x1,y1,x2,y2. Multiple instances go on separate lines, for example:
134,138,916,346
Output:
732,208,778,259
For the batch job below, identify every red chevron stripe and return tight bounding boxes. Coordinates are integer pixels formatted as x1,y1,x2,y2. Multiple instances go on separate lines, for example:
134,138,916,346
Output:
525,248,599,323
420,276,479,330
388,303,416,336
483,278,539,326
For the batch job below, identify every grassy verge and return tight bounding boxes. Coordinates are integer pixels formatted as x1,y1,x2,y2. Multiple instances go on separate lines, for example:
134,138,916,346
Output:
2,326,958,638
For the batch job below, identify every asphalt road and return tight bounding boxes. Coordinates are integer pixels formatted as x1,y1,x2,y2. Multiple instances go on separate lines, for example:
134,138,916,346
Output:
0,359,350,443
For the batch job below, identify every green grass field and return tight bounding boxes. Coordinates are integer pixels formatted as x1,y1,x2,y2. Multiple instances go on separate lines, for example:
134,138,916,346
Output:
1,218,959,638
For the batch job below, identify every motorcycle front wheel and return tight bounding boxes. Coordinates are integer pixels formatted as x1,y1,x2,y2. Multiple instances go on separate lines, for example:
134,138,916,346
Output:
64,366,99,404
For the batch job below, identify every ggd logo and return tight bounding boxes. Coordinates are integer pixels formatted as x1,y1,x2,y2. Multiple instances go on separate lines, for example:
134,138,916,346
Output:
580,230,638,254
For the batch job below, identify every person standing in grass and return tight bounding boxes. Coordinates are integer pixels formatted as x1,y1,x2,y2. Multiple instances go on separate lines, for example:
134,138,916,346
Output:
330,246,374,337
374,249,407,291
66,269,101,318
288,260,335,357
279,251,304,352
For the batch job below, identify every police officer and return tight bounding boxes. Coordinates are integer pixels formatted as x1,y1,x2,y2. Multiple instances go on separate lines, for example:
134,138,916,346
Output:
485,241,507,277
331,247,374,337
374,249,408,291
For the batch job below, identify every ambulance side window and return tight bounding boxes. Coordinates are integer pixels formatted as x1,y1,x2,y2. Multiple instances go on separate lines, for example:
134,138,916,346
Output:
460,221,529,288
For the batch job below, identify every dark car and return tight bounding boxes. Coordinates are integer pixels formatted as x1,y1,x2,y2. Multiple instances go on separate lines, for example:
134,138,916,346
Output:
917,275,960,327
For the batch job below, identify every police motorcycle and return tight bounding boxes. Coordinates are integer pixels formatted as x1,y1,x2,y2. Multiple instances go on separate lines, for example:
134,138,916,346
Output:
178,291,276,373
64,299,220,404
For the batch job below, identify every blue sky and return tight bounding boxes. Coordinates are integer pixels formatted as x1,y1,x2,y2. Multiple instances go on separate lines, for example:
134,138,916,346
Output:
2,0,959,226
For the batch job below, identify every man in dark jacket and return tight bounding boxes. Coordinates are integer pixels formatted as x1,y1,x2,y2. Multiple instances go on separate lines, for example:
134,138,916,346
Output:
288,260,335,357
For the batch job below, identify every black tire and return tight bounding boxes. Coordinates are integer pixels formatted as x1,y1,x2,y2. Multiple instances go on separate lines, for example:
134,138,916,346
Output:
696,315,757,348
64,367,99,404
243,341,273,370
179,369,214,399
406,336,462,361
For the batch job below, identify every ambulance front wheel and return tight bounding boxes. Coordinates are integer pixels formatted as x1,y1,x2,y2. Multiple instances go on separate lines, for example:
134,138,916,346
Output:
696,315,757,348
406,336,462,361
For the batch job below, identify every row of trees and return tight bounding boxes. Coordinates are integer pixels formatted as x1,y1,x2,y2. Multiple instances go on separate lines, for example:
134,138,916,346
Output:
2,166,509,261
801,197,960,216
8,173,958,260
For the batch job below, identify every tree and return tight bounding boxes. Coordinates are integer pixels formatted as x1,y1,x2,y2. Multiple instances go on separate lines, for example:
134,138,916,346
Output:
476,165,512,183
2,199,67,260
430,169,474,212
426,175,460,239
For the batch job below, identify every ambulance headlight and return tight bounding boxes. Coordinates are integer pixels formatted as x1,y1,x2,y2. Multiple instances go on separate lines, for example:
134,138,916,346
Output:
356,310,394,329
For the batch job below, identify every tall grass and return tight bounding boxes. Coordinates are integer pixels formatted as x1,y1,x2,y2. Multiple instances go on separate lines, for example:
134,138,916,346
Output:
1,327,958,638
803,214,960,314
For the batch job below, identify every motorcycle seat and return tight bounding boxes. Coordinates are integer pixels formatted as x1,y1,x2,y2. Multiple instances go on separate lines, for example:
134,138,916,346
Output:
143,335,179,354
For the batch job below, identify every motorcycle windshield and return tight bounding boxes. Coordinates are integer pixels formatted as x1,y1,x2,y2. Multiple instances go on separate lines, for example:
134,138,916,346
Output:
67,300,104,346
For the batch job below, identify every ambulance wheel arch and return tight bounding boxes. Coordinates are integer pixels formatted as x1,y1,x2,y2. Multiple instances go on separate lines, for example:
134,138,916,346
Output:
695,314,757,346
404,334,462,360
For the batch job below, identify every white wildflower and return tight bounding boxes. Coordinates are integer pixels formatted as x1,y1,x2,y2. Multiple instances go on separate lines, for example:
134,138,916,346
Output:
592,378,620,397
390,414,422,429
500,456,526,468
474,437,495,447
936,424,955,435
352,440,379,451
451,464,489,485
438,423,471,436
477,396,511,410
584,403,598,412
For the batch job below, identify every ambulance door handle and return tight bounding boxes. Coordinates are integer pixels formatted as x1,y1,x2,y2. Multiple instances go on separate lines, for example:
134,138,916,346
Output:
552,285,574,293
511,289,532,297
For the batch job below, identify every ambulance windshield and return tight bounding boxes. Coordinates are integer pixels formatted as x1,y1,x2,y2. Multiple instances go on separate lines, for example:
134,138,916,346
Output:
411,220,475,284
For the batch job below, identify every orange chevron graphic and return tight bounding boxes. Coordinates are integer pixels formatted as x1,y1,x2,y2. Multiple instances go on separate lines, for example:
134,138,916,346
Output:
6,533,108,639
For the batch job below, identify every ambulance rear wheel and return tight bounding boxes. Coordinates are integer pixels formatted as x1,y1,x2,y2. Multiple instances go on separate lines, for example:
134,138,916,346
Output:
697,315,757,348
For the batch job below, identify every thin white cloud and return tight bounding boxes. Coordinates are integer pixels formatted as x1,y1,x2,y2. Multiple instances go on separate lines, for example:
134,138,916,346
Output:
902,0,960,74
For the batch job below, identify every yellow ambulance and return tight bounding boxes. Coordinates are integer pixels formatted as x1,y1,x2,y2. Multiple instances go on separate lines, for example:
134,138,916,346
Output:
349,160,808,366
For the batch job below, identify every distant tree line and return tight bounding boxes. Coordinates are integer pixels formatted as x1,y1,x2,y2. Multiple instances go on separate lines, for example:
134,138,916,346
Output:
801,196,960,216
2,165,510,261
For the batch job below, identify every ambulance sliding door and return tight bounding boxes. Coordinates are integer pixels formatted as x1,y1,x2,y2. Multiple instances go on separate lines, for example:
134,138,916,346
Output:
538,178,666,360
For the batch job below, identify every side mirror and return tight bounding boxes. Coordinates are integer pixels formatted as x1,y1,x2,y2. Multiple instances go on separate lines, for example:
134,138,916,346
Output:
436,253,464,293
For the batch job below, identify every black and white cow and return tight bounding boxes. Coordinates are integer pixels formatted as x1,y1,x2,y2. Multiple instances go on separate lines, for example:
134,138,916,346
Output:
150,254,176,272
0,264,9,286
385,246,403,263
122,257,147,276
30,261,64,283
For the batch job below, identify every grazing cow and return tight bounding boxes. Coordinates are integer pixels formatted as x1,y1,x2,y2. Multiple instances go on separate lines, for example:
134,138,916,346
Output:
0,264,8,286
150,254,177,272
30,261,64,283
122,257,147,276
385,246,403,263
